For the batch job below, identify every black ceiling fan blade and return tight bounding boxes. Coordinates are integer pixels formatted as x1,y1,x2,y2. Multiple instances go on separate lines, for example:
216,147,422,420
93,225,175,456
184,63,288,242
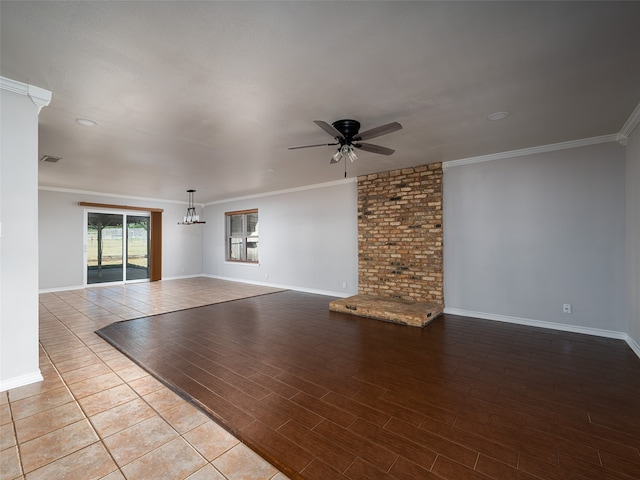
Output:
288,142,339,150
354,142,395,155
354,121,402,141
314,120,345,139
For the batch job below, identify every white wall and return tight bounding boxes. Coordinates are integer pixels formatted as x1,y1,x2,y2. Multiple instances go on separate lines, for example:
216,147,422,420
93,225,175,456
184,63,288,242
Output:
1,84,47,390
443,142,627,334
626,125,640,348
202,180,358,297
38,189,203,291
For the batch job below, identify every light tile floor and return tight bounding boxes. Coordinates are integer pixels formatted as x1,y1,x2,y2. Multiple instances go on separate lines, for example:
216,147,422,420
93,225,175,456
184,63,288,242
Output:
1,278,289,480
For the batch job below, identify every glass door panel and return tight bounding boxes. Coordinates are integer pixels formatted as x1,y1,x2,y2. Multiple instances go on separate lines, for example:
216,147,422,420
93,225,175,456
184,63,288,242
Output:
126,215,150,281
87,213,124,284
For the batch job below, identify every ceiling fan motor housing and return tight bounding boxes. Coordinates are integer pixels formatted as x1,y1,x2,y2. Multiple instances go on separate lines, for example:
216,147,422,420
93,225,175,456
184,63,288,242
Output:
332,119,361,145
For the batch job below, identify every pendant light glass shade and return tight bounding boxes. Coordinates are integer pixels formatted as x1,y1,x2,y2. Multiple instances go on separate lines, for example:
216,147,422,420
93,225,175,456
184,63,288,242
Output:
331,145,358,164
346,146,358,162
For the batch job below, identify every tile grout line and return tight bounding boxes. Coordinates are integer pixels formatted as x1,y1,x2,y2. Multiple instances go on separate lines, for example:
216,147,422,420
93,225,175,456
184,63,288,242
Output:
38,283,288,480
40,304,213,479
37,299,171,478
43,304,225,479
36,325,128,479
11,281,293,480
5,391,25,478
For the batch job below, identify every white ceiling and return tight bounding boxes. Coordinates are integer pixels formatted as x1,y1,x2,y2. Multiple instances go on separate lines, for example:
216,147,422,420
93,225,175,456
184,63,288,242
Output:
2,1,640,204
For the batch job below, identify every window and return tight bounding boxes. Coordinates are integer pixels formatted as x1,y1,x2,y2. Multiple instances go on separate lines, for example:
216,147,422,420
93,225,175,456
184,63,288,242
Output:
226,209,258,263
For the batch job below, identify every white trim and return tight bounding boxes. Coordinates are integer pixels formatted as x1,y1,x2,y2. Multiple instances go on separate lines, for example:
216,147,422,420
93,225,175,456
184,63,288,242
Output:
28,84,52,113
38,275,207,293
39,284,85,294
0,370,43,393
38,178,358,208
616,133,628,146
38,186,195,206
53,273,352,298
203,274,353,298
0,76,51,114
158,273,204,281
0,76,29,95
444,307,628,339
620,100,640,138
205,177,356,206
442,134,618,169
626,335,640,359
445,307,640,360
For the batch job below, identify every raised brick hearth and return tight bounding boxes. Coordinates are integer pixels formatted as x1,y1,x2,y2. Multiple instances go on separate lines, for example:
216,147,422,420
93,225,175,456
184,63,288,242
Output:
335,163,444,326
329,294,443,327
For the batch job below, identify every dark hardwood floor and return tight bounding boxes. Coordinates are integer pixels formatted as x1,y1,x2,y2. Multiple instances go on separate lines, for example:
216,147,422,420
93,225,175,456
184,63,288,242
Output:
96,291,640,480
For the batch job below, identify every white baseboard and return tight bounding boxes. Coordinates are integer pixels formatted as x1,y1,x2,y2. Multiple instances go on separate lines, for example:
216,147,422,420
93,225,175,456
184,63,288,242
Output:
203,274,354,298
444,307,640,359
38,275,202,293
38,274,355,299
626,334,640,359
0,370,43,392
160,274,205,281
39,284,85,294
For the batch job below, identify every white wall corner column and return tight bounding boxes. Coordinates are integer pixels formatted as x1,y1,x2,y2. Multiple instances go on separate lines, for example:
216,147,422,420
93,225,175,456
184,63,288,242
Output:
0,76,51,391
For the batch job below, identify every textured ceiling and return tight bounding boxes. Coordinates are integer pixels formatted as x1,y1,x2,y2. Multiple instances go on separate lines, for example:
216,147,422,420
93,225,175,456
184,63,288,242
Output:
2,1,640,203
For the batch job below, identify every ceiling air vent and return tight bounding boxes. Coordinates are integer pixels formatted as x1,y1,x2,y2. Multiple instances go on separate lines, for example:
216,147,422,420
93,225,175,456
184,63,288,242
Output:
40,155,62,163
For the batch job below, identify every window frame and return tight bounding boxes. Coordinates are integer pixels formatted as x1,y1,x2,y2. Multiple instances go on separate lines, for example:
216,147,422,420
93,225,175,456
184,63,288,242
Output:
225,209,259,264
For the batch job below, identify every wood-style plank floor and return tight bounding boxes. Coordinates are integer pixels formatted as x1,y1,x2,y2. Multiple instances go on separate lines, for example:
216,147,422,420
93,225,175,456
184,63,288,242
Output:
97,290,640,480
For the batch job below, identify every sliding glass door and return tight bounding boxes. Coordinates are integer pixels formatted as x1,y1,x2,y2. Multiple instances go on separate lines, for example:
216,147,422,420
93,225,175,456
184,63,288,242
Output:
86,211,150,284
126,215,150,281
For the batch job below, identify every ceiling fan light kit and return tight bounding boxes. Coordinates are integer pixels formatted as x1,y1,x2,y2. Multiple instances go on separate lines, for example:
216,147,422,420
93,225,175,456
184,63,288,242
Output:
289,118,402,164
331,144,358,164
178,189,206,225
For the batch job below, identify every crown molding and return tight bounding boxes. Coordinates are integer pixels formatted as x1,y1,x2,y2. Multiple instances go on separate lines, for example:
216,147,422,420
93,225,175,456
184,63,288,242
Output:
41,178,355,207
442,134,619,169
0,76,28,95
444,99,640,170
619,100,640,139
205,177,356,206
0,76,51,114
38,186,193,206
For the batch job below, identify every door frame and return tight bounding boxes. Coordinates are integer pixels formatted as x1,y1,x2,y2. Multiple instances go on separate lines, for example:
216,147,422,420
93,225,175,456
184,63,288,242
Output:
82,203,163,286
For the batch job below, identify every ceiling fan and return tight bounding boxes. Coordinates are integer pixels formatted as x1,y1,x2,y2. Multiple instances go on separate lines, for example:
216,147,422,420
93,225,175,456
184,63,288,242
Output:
289,119,402,164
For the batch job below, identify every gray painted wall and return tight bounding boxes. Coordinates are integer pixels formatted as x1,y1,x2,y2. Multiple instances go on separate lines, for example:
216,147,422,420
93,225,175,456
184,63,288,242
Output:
202,180,358,297
34,140,636,343
626,125,640,346
38,190,204,290
443,142,627,332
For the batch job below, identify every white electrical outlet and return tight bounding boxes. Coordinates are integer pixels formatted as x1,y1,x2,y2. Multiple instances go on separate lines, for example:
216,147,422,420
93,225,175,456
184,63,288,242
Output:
342,282,347,289
563,304,572,314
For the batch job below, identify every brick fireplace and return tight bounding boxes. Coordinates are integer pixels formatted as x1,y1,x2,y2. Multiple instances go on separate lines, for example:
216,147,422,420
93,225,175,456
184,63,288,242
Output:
330,163,444,326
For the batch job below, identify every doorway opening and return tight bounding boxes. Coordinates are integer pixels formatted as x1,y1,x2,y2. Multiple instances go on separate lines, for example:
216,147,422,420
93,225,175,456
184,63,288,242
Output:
86,211,150,285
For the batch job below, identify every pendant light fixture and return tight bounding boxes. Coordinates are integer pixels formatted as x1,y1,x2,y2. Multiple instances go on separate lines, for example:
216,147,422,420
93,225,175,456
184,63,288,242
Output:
178,189,206,225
